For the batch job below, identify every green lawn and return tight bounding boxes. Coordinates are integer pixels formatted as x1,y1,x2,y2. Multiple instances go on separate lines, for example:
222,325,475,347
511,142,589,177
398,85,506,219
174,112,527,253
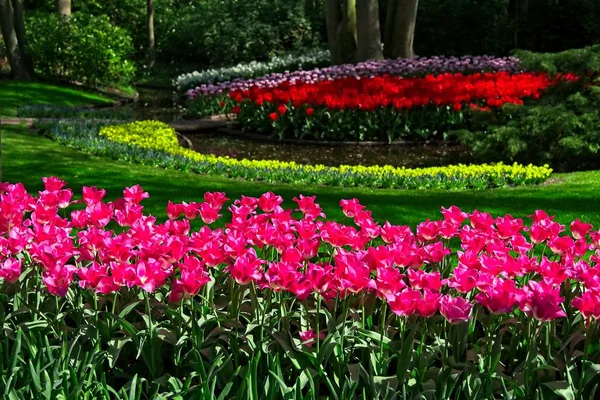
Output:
0,80,113,117
3,124,600,227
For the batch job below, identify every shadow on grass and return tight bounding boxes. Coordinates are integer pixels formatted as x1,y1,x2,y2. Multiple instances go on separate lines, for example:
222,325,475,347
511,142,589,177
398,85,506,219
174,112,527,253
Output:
3,125,600,227
0,80,112,117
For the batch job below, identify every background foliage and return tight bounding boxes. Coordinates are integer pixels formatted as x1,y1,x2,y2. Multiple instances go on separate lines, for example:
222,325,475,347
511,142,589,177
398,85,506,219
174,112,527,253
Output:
26,12,136,87
17,0,600,75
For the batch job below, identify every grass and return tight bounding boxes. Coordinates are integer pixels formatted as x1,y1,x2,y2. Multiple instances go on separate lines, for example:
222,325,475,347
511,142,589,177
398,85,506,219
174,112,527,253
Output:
2,124,600,228
0,80,113,117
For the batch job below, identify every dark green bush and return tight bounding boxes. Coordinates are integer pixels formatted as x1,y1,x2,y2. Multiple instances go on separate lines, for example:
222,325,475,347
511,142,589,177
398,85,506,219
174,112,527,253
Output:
26,13,136,87
456,84,600,171
514,45,600,76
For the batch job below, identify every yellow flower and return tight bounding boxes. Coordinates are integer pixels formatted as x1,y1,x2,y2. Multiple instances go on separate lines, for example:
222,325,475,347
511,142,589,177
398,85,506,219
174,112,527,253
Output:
99,121,553,188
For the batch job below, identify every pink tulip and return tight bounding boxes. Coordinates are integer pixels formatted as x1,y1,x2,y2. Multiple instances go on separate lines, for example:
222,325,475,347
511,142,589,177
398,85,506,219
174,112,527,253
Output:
407,269,441,291
306,263,333,293
258,192,283,213
339,198,365,218
294,195,325,220
135,259,170,293
0,258,22,283
496,215,523,239
572,291,600,320
416,220,440,242
416,290,441,317
469,210,495,234
446,267,479,293
166,201,184,220
299,330,325,347
204,191,229,208
441,206,468,226
520,281,566,321
571,219,593,240
43,265,78,297
123,185,149,204
226,249,264,285
440,295,473,324
388,288,421,317
375,266,406,298
199,202,221,224
42,177,67,192
475,278,519,314
82,186,107,207
380,222,414,244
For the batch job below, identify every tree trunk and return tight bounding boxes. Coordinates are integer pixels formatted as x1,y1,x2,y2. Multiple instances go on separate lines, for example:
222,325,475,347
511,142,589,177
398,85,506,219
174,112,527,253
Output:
356,0,383,61
336,0,357,64
147,0,155,67
383,0,398,58
389,0,419,59
325,0,357,64
11,0,34,75
325,0,340,63
0,0,29,79
56,0,71,17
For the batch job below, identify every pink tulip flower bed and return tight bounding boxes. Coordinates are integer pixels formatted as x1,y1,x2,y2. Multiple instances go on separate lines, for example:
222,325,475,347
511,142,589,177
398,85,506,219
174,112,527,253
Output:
2,178,600,398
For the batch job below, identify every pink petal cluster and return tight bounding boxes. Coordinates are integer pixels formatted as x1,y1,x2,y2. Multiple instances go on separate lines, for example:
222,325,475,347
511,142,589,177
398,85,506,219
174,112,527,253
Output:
1,178,599,325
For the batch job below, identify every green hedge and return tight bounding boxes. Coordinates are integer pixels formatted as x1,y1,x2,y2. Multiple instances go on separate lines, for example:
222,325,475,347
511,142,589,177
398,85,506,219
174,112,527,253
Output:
26,12,136,87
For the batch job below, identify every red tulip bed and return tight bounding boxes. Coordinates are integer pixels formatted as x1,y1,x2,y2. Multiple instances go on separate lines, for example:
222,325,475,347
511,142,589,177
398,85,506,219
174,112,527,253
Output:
224,72,576,142
2,178,600,398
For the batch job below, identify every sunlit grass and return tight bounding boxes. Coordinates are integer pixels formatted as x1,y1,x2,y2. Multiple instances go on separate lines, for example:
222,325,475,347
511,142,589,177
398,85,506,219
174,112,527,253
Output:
3,124,600,227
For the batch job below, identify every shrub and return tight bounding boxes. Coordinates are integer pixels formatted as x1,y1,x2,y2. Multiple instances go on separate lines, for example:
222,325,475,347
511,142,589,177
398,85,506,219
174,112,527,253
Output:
514,44,600,76
26,12,136,87
36,119,553,190
456,81,600,171
2,180,600,398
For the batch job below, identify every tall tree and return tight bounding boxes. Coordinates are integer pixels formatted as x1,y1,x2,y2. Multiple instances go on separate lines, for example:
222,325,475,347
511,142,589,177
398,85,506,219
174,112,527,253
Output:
56,0,71,17
356,0,383,61
147,0,155,67
385,0,419,59
325,0,357,64
11,0,33,75
0,0,30,79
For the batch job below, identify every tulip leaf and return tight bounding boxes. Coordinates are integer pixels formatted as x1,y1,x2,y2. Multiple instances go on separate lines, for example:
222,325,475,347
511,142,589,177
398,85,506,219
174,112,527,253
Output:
119,300,143,319
542,381,575,400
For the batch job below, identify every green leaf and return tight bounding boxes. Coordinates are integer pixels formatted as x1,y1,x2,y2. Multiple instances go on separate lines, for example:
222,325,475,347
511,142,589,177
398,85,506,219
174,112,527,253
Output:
396,328,416,384
542,381,575,400
119,300,143,319
157,327,177,345
29,360,42,393
272,332,313,371
108,338,132,368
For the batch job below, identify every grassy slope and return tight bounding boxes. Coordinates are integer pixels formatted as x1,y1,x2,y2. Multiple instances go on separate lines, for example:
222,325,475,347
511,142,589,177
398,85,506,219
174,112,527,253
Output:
0,80,113,117
3,125,600,227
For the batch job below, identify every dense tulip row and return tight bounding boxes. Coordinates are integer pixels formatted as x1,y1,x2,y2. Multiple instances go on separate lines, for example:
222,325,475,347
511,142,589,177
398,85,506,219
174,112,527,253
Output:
230,72,555,111
1,178,598,323
4,179,600,398
228,72,572,141
175,49,330,92
186,55,522,98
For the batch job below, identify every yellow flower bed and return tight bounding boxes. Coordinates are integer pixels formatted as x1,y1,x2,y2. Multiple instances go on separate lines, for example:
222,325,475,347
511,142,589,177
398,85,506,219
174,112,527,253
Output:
99,121,553,188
